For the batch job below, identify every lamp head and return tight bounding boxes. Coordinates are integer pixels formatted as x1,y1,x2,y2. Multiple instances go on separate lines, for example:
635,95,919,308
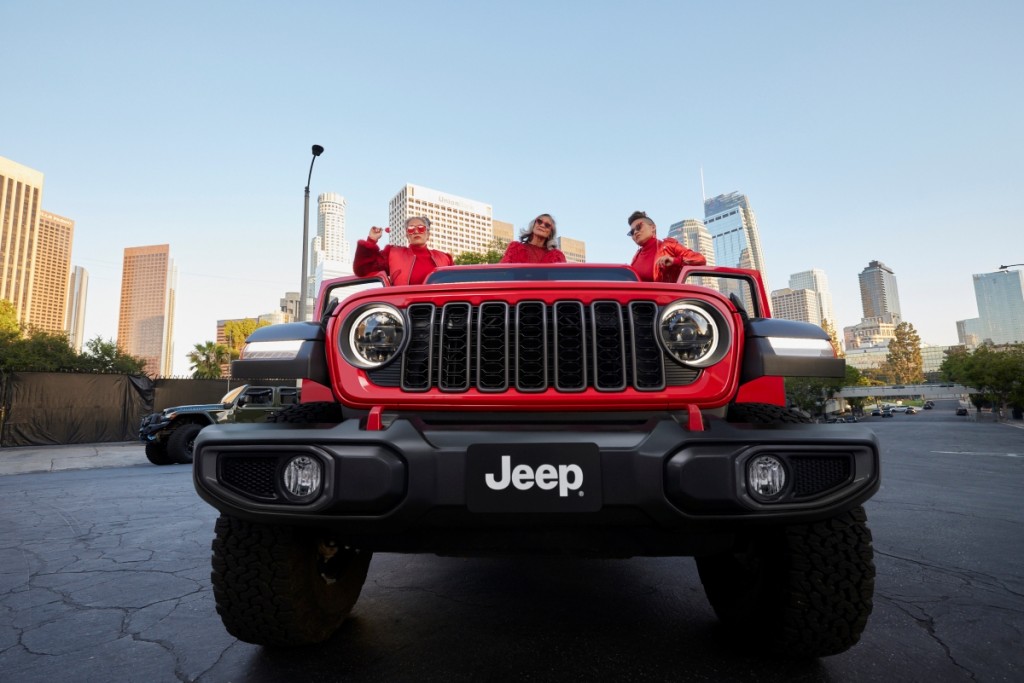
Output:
312,144,324,157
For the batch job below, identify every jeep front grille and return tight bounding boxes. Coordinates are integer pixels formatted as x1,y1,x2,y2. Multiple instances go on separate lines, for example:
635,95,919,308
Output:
367,300,699,392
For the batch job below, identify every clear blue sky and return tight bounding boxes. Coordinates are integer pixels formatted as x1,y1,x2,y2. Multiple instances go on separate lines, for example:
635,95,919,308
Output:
3,1,1021,375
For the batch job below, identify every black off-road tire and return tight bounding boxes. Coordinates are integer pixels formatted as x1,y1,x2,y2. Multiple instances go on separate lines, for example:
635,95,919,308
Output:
211,515,372,646
696,506,875,658
167,423,203,464
266,401,344,424
701,400,875,657
144,441,173,465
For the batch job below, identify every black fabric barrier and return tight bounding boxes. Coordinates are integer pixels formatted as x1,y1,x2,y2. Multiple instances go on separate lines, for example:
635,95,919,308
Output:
153,379,246,412
0,372,153,447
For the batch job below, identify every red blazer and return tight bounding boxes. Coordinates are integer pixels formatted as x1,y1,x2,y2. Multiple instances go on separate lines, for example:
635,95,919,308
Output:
631,237,706,283
500,241,567,264
353,240,454,286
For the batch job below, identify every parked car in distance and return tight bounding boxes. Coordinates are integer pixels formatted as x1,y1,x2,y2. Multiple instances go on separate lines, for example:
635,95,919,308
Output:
871,409,882,417
905,407,917,415
882,410,894,418
139,384,300,465
956,407,969,416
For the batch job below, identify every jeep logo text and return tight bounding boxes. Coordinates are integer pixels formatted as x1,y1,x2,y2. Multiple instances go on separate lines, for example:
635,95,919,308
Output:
484,455,583,497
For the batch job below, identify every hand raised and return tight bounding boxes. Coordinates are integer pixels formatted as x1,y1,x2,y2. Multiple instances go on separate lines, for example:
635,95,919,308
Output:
368,226,385,242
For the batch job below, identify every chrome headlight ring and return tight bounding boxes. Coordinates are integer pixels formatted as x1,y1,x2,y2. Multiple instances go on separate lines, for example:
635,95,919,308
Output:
657,301,729,368
341,304,408,370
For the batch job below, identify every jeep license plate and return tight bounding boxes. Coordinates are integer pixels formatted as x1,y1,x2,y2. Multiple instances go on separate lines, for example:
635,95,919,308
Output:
466,443,602,513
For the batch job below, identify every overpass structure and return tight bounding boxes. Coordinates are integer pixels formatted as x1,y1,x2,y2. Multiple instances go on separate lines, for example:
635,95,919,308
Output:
836,384,976,399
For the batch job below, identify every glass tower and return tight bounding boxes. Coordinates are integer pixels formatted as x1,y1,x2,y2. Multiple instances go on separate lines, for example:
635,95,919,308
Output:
973,270,1024,344
704,192,768,304
858,260,901,321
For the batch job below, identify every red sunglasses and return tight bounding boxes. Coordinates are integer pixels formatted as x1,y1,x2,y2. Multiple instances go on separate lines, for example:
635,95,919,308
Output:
406,225,428,234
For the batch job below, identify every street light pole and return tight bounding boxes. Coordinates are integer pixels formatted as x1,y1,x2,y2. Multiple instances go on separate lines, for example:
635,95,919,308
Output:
998,263,1024,270
299,144,325,322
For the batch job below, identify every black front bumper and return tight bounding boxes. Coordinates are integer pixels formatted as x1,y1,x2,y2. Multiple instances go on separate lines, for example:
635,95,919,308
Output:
193,415,879,555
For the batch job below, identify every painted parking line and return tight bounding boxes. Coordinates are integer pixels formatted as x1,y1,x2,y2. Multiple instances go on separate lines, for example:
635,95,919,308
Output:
930,451,1022,458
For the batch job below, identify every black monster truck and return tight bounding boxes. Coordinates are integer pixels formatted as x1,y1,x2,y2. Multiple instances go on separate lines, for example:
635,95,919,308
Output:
193,264,880,657
140,384,299,464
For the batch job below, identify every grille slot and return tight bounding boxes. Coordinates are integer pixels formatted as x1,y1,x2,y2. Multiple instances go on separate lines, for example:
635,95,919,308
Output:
401,304,435,391
790,456,853,497
221,456,278,500
369,300,700,392
439,303,471,391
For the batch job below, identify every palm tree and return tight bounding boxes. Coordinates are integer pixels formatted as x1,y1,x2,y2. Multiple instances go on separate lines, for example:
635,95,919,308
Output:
188,341,231,379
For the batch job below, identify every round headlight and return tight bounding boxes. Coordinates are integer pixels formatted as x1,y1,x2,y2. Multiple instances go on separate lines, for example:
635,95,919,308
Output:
658,303,719,366
348,305,405,368
282,455,322,502
748,455,786,499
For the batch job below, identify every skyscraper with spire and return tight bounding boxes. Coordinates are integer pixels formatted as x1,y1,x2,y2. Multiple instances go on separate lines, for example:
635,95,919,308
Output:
703,192,768,290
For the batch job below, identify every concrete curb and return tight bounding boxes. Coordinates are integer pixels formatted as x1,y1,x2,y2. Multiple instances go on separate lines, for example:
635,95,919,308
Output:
0,442,150,476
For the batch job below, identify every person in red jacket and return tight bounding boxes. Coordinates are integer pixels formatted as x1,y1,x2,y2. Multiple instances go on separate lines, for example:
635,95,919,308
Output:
500,213,567,264
353,216,454,286
627,210,706,282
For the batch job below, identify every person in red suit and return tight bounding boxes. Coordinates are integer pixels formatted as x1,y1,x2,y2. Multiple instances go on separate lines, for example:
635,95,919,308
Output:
626,210,706,282
499,213,567,264
353,216,453,286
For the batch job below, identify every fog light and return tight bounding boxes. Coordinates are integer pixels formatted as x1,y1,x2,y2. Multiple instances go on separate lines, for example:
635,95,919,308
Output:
283,456,322,501
748,455,786,498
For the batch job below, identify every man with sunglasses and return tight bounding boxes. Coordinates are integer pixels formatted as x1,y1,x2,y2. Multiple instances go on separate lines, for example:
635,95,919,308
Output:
500,213,567,264
626,210,705,283
353,216,454,286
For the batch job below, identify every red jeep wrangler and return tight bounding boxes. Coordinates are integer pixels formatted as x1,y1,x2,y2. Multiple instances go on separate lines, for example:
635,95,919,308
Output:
193,263,879,657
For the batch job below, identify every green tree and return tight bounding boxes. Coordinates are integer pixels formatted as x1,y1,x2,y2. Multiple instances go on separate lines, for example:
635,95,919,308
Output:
80,337,148,374
0,299,20,340
822,318,842,358
0,329,79,371
885,322,924,384
454,239,506,265
188,341,231,379
222,319,269,360
842,364,870,413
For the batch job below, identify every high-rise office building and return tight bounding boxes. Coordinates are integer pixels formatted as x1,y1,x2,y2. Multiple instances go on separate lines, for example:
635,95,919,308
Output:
388,184,492,258
789,268,835,329
66,266,89,352
668,219,715,266
955,317,984,347
0,157,45,328
492,219,515,247
973,270,1024,344
305,192,352,315
279,291,300,322
858,260,901,321
770,288,818,325
559,236,586,263
28,210,74,333
704,192,768,291
118,244,176,377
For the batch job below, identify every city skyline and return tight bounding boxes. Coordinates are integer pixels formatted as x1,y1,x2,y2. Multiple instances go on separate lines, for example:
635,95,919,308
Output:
2,3,1021,374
